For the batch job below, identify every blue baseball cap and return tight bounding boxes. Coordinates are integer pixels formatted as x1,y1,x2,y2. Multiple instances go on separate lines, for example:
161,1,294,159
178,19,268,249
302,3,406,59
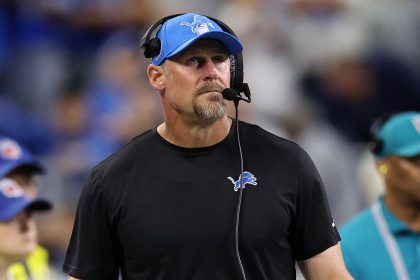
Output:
152,13,243,65
0,136,45,179
375,111,420,158
0,178,52,221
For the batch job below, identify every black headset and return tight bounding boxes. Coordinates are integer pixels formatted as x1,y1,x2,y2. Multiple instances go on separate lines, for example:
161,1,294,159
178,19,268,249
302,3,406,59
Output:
369,113,395,155
139,13,251,103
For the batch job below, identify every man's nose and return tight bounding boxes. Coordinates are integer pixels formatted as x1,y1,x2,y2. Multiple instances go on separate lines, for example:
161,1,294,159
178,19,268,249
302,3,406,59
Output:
203,59,219,81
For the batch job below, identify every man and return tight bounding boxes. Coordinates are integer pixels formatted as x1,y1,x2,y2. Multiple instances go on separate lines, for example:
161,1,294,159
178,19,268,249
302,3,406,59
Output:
0,178,52,280
340,111,420,280
0,135,52,279
64,13,352,279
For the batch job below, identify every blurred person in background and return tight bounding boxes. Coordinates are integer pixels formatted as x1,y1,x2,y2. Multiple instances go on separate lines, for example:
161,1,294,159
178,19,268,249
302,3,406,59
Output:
2,0,160,118
0,177,52,280
286,0,420,234
285,0,420,144
0,136,59,279
340,111,420,280
300,54,420,143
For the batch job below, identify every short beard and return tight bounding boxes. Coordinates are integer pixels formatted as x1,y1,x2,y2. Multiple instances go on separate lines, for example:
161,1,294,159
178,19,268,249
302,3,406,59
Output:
193,98,226,122
192,83,227,122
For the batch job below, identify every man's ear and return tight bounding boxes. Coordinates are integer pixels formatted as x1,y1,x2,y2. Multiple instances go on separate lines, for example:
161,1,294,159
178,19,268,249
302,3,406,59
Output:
147,64,165,90
376,159,389,176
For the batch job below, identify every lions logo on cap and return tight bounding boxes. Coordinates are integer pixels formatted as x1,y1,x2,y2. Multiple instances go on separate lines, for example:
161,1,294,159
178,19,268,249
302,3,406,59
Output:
0,139,22,160
180,15,215,35
0,178,24,198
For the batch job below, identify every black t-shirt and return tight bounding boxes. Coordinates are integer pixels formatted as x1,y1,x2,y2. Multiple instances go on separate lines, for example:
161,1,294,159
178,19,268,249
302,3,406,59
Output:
63,121,340,280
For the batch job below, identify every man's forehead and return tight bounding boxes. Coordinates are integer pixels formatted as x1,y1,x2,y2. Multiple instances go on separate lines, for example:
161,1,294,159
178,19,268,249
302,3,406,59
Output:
178,39,228,55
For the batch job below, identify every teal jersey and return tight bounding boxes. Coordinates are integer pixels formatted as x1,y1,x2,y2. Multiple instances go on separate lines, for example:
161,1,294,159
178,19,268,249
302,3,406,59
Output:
339,197,420,280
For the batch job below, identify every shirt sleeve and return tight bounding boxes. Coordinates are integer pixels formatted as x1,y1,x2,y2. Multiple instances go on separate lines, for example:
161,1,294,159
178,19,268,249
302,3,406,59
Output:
63,169,120,279
292,147,341,260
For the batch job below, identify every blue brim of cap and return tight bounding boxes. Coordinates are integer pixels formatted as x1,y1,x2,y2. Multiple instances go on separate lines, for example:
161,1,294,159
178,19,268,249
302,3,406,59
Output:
0,198,52,221
395,142,420,158
0,159,45,179
165,31,243,62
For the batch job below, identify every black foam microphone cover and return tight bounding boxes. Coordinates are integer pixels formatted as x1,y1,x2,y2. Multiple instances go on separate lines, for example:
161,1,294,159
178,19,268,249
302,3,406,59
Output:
222,88,239,101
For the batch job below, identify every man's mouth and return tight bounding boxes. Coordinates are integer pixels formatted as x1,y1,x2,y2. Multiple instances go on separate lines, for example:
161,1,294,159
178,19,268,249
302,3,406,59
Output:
201,90,221,94
197,84,224,96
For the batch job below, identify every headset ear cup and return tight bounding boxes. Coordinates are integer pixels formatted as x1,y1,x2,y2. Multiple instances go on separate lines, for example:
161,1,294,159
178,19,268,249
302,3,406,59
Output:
369,113,395,156
229,54,244,92
369,139,383,155
229,55,236,89
144,38,161,58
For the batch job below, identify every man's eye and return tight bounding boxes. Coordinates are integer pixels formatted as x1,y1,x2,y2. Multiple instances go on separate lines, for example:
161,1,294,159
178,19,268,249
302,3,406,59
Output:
407,155,420,165
187,57,201,65
213,56,227,63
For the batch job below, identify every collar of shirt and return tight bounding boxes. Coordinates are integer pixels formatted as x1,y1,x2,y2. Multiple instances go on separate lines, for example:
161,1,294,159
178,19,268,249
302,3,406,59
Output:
379,196,414,235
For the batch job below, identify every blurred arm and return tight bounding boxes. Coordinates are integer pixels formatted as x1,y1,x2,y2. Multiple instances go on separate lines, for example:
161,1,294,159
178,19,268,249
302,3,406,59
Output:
298,243,353,280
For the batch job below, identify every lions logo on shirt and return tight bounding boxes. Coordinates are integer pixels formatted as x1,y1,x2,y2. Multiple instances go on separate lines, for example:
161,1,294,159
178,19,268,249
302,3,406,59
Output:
227,171,257,191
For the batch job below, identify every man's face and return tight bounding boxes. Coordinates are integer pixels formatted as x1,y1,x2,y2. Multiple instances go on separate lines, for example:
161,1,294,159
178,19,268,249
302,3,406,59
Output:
159,39,231,123
0,211,37,263
381,155,420,203
6,166,38,198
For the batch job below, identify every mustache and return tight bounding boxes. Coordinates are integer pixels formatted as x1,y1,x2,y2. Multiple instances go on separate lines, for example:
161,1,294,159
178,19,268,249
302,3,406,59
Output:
196,83,225,95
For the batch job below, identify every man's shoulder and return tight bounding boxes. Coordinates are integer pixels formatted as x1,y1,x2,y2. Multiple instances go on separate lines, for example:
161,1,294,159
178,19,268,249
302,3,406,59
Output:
239,120,300,150
239,121,313,169
93,129,155,175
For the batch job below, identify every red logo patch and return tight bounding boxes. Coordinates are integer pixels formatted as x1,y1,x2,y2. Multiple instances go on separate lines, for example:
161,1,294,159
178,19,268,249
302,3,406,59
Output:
0,140,22,160
0,178,24,198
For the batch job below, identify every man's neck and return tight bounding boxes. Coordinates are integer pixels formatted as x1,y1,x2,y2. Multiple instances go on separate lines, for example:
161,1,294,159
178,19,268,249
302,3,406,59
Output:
384,194,420,232
157,117,232,148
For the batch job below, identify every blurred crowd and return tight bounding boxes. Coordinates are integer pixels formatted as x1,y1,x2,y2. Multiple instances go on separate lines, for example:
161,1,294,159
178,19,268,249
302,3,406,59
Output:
1,0,420,276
